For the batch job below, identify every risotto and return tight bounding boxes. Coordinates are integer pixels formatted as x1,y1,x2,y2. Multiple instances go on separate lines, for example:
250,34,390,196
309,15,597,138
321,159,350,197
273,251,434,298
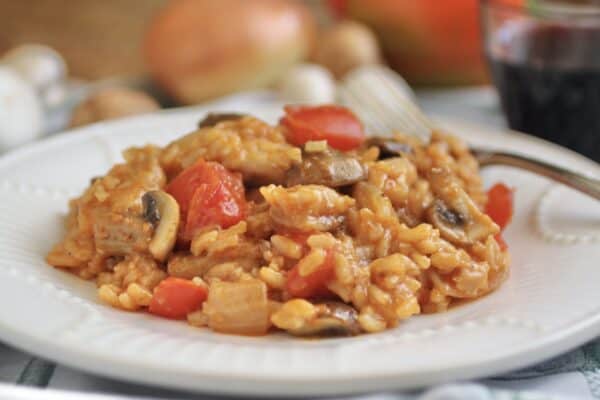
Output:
46,105,512,337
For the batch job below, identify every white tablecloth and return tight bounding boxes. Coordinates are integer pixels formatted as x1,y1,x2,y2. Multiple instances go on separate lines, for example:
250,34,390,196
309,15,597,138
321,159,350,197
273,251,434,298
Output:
1,87,598,400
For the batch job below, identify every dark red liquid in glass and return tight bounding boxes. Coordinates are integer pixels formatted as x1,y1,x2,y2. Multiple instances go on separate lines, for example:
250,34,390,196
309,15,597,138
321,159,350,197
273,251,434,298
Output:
488,24,600,161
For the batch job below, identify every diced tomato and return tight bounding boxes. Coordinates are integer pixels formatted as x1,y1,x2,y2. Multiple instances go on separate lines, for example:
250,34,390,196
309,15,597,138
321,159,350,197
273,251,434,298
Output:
167,160,214,214
149,277,208,319
166,160,247,240
486,183,514,250
280,105,366,151
184,181,246,239
495,233,508,251
486,183,514,230
279,231,313,254
326,0,348,18
286,249,335,299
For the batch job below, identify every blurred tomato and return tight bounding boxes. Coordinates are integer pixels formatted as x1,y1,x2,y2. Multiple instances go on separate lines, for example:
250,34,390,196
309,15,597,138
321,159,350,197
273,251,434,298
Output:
326,0,348,18
336,0,488,85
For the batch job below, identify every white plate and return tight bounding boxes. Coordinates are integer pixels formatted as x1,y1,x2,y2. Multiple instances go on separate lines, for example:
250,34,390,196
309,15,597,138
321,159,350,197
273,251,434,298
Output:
0,94,599,397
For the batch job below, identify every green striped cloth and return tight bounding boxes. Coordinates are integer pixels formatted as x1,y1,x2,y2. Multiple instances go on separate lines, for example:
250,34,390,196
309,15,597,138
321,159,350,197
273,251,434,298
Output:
3,338,600,399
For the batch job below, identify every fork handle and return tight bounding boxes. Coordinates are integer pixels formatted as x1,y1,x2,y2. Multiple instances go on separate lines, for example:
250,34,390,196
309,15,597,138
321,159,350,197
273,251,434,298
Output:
473,149,600,201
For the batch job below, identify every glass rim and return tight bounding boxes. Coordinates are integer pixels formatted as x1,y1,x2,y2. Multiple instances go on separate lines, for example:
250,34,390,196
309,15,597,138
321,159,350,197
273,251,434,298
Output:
481,0,600,18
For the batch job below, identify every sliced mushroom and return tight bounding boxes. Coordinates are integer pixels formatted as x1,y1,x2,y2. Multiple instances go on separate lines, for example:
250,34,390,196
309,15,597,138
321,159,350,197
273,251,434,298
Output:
427,199,469,244
286,147,366,187
142,190,180,262
426,168,498,245
366,137,413,159
288,302,362,337
197,112,245,128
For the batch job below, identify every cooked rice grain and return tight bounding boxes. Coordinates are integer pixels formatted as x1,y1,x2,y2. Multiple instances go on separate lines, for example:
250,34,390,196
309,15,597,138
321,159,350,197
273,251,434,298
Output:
47,115,510,337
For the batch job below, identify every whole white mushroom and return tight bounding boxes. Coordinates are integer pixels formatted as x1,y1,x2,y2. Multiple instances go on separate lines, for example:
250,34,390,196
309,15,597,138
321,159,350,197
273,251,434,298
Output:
0,67,44,152
313,21,381,79
278,64,336,104
2,44,67,91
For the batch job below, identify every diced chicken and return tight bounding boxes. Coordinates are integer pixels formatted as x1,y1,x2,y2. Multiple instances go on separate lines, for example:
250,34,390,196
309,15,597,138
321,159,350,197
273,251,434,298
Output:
160,116,301,184
260,184,355,232
46,146,165,272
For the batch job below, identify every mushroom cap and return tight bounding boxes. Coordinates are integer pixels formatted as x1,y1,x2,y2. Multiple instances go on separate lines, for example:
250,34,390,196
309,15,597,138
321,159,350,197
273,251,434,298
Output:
365,137,413,159
278,63,336,104
427,168,499,245
143,190,180,262
288,302,361,337
2,44,67,90
197,112,246,129
0,67,44,152
69,88,159,128
285,146,366,188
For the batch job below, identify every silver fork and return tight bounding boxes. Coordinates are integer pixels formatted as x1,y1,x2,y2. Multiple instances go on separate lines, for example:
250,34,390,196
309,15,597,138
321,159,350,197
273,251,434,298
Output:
338,66,600,201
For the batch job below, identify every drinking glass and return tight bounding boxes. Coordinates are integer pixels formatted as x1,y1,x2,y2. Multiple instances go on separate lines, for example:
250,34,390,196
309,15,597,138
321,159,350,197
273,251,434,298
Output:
481,0,600,162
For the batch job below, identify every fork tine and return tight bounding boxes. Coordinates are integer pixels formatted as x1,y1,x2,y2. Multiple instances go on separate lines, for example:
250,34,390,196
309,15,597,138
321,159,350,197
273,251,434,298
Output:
368,68,434,137
373,68,434,129
336,87,371,131
338,66,434,140
341,72,406,135
337,85,391,135
343,79,398,134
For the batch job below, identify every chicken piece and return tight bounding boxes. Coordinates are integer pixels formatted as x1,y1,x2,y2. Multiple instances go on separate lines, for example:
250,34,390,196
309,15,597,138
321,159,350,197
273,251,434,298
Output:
260,184,355,232
167,223,264,279
46,146,166,274
160,116,301,184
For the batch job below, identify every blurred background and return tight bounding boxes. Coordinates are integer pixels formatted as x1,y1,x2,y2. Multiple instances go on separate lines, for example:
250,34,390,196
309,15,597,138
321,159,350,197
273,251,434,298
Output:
0,1,165,79
0,0,485,83
0,0,486,150
0,0,599,160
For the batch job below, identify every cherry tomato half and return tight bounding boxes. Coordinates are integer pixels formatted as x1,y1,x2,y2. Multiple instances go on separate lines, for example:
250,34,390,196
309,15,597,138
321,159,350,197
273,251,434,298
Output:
281,105,366,151
485,183,514,230
166,160,247,240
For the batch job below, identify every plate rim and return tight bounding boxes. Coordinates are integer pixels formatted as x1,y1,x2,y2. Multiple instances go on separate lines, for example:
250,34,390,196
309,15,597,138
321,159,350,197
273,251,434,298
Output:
0,103,598,396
